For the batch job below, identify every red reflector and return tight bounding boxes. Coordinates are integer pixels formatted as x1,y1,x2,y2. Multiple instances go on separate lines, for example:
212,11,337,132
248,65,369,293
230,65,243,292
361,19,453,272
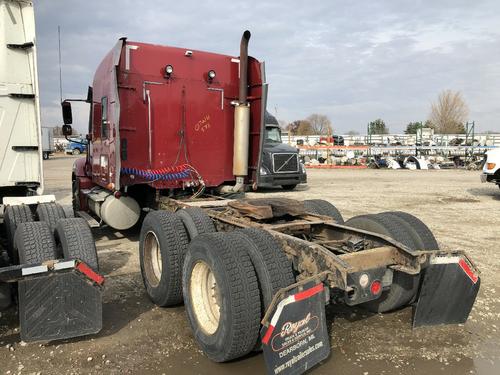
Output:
459,258,478,284
262,324,275,345
370,280,382,295
294,283,324,302
76,262,105,286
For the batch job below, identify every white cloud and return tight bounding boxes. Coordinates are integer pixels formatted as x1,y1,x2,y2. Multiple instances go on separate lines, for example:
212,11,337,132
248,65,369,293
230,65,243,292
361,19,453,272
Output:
34,0,500,133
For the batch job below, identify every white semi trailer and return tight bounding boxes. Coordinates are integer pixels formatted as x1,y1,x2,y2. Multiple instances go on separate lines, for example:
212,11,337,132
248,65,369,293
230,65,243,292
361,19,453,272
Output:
0,0,103,342
0,0,44,196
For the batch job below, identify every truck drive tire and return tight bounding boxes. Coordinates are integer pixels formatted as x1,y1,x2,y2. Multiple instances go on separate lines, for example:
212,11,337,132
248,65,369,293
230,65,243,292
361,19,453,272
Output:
0,283,11,310
140,210,189,307
54,218,98,271
383,211,439,250
303,199,344,224
235,228,295,350
176,207,216,240
36,202,66,231
14,221,58,264
344,214,420,313
237,228,295,310
4,205,34,264
183,232,261,362
43,151,49,160
72,148,81,155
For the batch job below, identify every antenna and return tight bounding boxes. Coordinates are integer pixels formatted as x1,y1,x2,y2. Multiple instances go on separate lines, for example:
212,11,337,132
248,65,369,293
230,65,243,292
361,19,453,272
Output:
58,25,63,103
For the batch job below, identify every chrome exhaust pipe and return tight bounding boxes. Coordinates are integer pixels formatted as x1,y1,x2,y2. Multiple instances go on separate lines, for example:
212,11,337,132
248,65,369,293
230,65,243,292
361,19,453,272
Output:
232,30,251,181
221,30,252,194
238,30,251,104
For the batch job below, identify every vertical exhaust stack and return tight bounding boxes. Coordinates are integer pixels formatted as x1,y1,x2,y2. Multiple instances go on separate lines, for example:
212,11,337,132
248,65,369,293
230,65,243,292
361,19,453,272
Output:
231,30,251,190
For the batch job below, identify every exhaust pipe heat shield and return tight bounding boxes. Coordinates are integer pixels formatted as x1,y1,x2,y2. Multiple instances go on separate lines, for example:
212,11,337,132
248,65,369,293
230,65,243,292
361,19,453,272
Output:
233,104,250,176
412,255,480,328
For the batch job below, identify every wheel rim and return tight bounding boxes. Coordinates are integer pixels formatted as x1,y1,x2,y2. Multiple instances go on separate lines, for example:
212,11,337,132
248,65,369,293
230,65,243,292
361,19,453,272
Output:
143,231,162,287
190,261,221,335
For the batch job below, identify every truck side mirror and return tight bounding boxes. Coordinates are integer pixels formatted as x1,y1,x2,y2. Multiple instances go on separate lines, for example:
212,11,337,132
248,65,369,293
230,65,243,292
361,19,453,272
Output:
62,124,73,136
62,101,73,125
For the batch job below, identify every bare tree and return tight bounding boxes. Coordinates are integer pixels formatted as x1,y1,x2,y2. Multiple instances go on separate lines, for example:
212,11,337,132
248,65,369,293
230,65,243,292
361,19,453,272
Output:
429,90,468,134
306,114,332,135
287,120,314,135
278,119,288,130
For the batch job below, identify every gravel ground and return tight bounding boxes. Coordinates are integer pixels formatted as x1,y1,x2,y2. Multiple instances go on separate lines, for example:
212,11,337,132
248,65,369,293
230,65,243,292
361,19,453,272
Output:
0,154,499,375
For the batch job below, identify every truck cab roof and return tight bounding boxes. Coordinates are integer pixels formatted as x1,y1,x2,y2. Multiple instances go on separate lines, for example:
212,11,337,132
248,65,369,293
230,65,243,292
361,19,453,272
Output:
265,111,279,127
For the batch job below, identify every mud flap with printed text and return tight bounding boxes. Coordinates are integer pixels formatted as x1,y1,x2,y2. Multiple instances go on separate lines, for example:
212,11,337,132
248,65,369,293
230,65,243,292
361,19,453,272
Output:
260,283,330,375
412,255,480,328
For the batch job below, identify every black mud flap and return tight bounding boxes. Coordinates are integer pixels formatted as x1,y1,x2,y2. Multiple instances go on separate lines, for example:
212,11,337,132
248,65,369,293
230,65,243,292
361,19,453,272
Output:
18,265,103,342
413,255,480,328
260,283,330,375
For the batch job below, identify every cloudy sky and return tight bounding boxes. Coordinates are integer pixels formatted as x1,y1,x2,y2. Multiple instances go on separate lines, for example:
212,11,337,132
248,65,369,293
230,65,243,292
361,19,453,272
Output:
34,0,500,134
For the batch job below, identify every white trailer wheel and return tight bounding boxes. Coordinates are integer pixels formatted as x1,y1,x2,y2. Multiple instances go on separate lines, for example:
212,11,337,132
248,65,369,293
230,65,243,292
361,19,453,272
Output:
143,231,163,287
190,261,221,335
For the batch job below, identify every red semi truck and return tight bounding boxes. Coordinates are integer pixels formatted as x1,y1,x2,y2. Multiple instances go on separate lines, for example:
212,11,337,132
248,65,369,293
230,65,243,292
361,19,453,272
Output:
62,31,480,374
66,31,265,230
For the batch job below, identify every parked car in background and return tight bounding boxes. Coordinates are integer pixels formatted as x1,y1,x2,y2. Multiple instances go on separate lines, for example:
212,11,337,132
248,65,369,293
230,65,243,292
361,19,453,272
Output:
65,138,87,155
41,127,54,159
481,148,500,188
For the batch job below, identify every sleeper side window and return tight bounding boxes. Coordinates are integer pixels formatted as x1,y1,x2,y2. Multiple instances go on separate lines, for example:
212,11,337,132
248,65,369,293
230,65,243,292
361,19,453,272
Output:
101,96,109,139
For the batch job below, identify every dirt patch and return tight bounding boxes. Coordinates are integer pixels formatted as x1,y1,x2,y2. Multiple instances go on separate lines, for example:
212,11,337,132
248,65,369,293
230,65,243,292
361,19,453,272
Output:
1,157,499,374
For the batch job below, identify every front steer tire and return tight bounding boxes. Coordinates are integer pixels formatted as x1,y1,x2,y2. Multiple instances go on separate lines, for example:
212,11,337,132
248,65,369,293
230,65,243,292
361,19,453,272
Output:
140,210,189,307
182,232,261,362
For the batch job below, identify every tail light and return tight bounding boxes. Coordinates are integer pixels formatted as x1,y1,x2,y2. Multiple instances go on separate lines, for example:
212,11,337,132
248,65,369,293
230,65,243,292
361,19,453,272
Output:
370,280,382,295
486,163,496,170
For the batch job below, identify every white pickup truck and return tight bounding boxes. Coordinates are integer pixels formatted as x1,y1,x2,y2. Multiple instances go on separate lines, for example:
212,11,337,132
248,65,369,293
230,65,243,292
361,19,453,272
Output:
481,148,500,189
